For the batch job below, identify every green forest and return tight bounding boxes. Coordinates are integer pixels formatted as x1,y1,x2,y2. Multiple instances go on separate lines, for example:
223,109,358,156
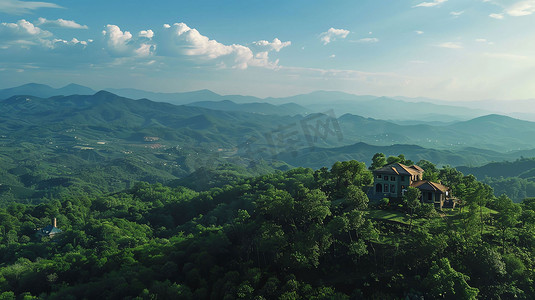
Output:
0,159,534,299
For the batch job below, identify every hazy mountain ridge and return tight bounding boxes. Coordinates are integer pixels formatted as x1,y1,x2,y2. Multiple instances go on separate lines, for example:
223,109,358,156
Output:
1,89,535,203
278,142,535,170
185,100,311,116
0,83,499,122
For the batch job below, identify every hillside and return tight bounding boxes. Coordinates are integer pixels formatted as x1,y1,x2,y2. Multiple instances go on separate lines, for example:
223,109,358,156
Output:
186,100,311,116
0,91,300,202
277,142,535,170
0,162,533,299
2,89,535,203
338,113,535,152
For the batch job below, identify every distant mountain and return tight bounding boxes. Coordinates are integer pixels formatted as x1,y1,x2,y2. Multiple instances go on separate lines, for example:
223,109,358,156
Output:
2,83,493,122
186,100,311,116
457,157,535,180
0,91,300,202
104,88,268,105
337,113,535,152
278,142,535,170
3,89,535,203
0,83,95,99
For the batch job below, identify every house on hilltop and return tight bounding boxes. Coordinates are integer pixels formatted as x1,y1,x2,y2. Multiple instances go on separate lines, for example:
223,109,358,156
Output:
371,163,454,209
36,218,62,238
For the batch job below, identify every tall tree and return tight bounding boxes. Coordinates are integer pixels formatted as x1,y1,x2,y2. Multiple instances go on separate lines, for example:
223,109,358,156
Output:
404,186,421,232
370,153,386,170
494,194,521,253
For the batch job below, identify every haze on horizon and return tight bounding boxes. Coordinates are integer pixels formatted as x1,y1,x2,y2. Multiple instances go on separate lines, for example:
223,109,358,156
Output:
1,0,535,101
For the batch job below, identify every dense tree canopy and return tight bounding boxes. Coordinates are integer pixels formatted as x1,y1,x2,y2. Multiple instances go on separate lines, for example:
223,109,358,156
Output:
0,160,533,299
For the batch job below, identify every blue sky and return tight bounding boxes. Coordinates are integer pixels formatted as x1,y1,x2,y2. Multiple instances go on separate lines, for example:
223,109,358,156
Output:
1,0,535,100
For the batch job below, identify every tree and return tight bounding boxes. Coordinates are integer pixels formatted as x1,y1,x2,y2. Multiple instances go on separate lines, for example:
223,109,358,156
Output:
418,160,439,182
344,185,368,211
494,194,521,253
423,258,479,299
386,155,401,165
464,180,493,235
404,187,421,232
370,153,386,170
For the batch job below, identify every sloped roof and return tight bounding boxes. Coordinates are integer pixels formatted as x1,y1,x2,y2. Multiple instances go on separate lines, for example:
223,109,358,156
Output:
39,225,62,235
411,180,449,193
373,163,423,176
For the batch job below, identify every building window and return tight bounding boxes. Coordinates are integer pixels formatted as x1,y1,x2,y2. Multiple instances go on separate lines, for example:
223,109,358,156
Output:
384,184,389,192
391,184,396,193
401,176,405,181
428,193,433,201
391,176,396,181
377,174,382,179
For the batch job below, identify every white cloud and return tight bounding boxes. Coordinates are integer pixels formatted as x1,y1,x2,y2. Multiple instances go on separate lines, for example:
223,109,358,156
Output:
413,0,447,8
139,30,154,39
319,28,350,45
102,24,155,57
437,42,463,49
357,37,379,43
415,30,424,34
506,0,535,16
53,37,91,46
159,22,289,69
0,0,62,15
476,38,494,45
253,38,291,52
0,19,53,48
450,11,464,16
36,18,88,29
329,54,336,58
489,13,504,19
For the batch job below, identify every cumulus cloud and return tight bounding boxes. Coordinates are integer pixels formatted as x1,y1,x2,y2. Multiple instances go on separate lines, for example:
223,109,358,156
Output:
36,17,88,29
437,42,463,49
102,24,155,57
320,28,350,45
506,0,535,16
0,0,62,15
450,11,464,16
158,22,289,69
0,19,53,48
253,38,291,52
413,0,447,8
139,29,154,39
415,30,424,34
489,13,504,19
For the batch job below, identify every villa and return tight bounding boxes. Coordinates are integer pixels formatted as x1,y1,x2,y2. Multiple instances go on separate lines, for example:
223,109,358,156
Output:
371,163,454,209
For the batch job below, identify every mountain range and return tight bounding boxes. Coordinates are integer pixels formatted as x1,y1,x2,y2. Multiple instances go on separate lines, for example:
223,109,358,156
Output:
0,83,514,122
2,84,535,202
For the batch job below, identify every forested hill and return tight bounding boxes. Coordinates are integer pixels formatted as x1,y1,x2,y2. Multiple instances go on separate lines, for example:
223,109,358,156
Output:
2,90,535,204
458,158,535,202
0,161,533,299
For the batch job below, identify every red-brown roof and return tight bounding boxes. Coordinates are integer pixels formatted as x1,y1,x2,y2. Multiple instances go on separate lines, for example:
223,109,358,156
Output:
373,163,423,176
411,180,450,193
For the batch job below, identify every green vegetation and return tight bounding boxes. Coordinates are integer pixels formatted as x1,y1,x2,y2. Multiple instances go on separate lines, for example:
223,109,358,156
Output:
458,158,535,202
2,91,535,204
0,160,533,299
